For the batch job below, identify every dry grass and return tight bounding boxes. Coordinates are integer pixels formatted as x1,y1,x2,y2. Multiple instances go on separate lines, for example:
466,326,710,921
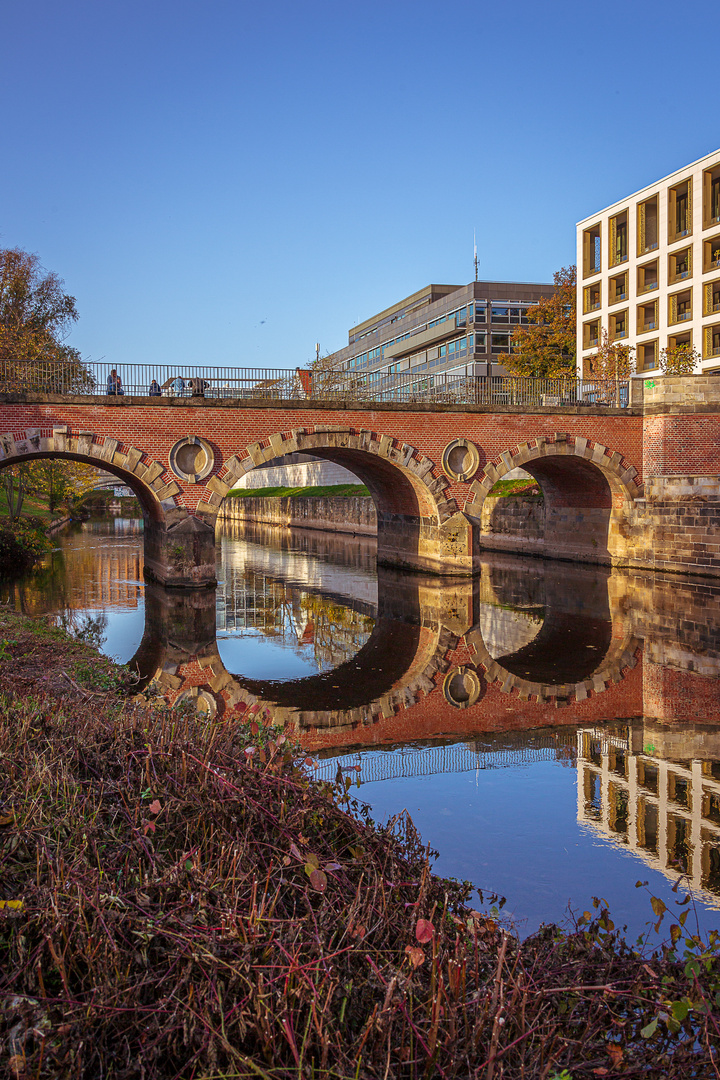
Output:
0,610,719,1079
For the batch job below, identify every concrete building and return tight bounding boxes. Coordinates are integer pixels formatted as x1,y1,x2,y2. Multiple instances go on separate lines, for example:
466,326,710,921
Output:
324,280,555,380
577,148,720,378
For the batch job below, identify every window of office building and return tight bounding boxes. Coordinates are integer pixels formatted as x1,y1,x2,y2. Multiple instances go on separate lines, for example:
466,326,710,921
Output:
703,164,720,229
637,300,658,334
609,272,628,305
491,333,512,354
703,279,720,316
638,340,659,371
583,223,602,277
669,288,692,325
669,247,692,285
703,323,720,361
609,309,628,342
609,210,629,267
583,319,600,350
471,303,487,324
474,332,487,349
491,307,510,323
669,178,692,243
703,234,720,274
637,195,659,255
638,259,659,294
583,283,601,313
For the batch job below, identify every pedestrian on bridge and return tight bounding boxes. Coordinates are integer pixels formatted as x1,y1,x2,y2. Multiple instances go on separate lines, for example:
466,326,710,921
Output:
107,370,124,395
148,379,161,397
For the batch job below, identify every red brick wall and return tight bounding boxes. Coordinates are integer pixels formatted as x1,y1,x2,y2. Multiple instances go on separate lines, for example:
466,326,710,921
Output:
0,399,645,518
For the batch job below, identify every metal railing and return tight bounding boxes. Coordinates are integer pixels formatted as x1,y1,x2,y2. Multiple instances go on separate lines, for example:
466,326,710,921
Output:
313,732,578,785
0,359,632,408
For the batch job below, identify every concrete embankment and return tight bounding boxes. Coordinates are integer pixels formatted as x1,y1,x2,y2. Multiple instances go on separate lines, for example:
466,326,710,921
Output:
219,495,377,536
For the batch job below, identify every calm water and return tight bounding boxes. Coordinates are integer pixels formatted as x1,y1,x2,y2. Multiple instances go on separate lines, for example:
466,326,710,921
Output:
6,516,720,942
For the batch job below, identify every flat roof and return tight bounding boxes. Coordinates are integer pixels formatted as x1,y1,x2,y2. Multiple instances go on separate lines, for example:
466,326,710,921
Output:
349,284,459,337
576,147,720,227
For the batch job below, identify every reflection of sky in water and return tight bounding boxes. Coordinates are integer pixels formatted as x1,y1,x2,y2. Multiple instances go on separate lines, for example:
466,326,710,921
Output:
94,602,146,664
356,752,720,943
218,629,321,680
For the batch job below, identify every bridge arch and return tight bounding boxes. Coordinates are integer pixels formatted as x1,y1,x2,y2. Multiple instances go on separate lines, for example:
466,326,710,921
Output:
199,427,476,575
0,427,221,588
0,427,176,523
464,433,643,564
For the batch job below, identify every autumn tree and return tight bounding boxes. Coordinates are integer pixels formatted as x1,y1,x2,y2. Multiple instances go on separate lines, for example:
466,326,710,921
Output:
660,342,700,375
0,248,91,391
585,329,636,380
499,265,577,378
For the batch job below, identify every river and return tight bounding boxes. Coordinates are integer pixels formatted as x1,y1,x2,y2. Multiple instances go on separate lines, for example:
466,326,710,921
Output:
4,516,720,942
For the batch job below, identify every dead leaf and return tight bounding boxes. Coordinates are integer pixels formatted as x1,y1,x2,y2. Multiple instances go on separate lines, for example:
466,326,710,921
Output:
250,720,259,737
309,869,327,892
0,812,14,826
416,919,434,944
405,946,425,968
607,1044,623,1067
289,842,303,861
325,862,342,872
305,853,320,870
148,799,161,815
0,899,24,911
143,821,156,835
349,922,366,939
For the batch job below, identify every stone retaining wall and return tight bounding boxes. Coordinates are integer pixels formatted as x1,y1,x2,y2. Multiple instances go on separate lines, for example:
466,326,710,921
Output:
219,495,377,536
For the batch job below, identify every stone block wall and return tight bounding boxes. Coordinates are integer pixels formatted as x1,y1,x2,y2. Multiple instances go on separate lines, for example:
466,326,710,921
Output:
219,495,377,536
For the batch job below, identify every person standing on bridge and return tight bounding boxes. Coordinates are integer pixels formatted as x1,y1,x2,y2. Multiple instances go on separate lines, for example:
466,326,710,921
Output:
107,369,124,395
148,378,161,397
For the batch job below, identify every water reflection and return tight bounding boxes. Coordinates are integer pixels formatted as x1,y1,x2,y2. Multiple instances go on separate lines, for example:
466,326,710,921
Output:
6,516,720,932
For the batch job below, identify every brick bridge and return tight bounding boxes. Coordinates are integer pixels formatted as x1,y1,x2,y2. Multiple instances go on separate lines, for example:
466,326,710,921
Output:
0,374,718,584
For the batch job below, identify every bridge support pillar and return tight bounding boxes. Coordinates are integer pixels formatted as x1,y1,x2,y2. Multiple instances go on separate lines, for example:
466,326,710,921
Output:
377,511,478,576
143,516,217,589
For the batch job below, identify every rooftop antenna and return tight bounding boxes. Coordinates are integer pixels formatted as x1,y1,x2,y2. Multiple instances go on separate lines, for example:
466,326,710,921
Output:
473,230,478,282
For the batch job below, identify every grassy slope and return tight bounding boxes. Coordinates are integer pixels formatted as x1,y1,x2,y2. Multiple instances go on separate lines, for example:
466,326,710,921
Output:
0,608,718,1079
228,483,371,499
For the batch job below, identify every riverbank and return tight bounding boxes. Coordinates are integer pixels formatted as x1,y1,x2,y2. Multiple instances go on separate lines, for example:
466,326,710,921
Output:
0,607,718,1079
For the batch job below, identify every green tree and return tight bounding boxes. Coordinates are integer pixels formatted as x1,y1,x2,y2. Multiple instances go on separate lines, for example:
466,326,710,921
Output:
499,266,577,378
0,248,92,392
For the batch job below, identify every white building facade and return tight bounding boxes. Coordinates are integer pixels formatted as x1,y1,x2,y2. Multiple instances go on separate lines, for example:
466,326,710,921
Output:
576,149,720,378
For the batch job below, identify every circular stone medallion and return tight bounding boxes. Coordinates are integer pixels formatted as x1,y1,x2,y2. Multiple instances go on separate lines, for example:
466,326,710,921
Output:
441,438,480,482
442,666,484,709
169,436,215,483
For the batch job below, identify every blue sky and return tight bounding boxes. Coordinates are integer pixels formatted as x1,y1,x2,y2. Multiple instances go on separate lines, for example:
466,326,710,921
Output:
1,0,716,370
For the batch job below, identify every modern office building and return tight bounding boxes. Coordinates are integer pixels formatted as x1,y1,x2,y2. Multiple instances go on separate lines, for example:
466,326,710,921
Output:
324,280,555,380
577,148,720,378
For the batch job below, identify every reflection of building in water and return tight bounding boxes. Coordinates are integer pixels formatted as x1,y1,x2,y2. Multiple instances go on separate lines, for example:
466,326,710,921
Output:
577,724,720,907
218,567,375,673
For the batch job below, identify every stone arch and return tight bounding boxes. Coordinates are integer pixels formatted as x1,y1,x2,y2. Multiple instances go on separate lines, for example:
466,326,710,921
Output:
0,427,222,588
0,426,184,525
196,427,477,575
464,433,643,564
467,623,641,705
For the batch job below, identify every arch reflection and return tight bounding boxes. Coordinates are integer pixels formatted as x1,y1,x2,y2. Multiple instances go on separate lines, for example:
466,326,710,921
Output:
129,553,641,735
